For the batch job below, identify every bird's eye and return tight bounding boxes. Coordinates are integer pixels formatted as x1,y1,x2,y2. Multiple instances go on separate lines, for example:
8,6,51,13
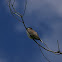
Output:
30,28,32,29
28,27,32,29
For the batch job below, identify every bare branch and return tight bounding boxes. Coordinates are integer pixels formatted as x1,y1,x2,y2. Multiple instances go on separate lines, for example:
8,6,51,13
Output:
57,40,61,54
23,0,27,16
8,0,21,21
38,46,51,62
8,0,62,62
39,39,50,50
33,39,62,54
8,0,27,29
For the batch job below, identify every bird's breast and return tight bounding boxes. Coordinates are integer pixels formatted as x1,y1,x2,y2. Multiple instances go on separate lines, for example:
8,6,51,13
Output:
26,31,32,39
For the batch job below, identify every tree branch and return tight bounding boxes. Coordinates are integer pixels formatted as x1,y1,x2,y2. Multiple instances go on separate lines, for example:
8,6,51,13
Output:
8,0,62,62
33,39,62,54
8,0,27,29
38,46,51,62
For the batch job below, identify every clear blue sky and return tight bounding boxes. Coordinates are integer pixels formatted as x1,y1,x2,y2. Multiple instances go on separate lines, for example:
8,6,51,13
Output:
0,0,62,62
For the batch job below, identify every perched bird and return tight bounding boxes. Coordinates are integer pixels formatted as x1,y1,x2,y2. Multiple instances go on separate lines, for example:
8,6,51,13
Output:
26,27,43,42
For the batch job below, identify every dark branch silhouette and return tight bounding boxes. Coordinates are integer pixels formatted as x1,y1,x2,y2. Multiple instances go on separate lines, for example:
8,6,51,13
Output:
33,39,62,54
38,46,50,62
57,40,61,53
8,0,62,62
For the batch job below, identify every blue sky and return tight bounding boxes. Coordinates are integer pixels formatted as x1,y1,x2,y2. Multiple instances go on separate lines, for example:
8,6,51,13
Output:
0,0,62,62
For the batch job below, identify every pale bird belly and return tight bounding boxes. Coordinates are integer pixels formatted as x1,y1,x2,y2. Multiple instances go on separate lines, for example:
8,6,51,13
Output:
26,31,32,39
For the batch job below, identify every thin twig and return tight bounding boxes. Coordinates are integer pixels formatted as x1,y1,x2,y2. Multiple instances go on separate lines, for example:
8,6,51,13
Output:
8,0,21,21
57,40,61,54
33,39,62,54
8,0,27,30
38,46,51,62
40,39,50,50
23,0,27,16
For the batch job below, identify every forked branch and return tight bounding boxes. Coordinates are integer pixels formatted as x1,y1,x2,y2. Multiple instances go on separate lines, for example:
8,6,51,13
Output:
8,0,62,57
8,0,27,29
33,39,62,54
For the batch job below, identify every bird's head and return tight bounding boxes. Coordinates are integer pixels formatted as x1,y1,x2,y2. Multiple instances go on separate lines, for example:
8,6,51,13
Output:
27,27,32,30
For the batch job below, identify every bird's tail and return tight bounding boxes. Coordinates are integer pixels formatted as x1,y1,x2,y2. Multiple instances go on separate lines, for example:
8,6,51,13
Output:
39,39,50,49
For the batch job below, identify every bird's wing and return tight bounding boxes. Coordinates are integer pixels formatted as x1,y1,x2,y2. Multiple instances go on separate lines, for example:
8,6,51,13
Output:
27,29,40,40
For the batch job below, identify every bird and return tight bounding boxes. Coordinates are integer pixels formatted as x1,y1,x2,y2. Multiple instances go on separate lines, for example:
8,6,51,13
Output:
26,27,49,49
26,27,43,42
